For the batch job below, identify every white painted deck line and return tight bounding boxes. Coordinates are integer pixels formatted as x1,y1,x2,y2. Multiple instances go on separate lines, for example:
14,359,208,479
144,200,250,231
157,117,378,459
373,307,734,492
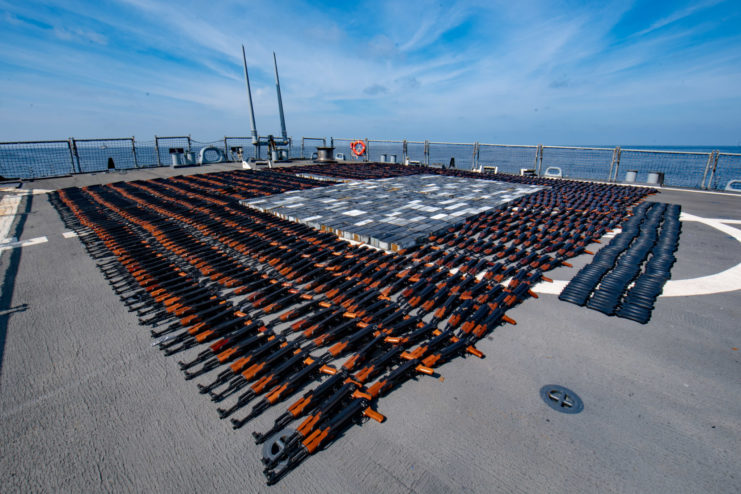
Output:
0,236,48,252
1,190,53,256
0,193,24,241
532,213,741,297
0,188,52,195
661,213,741,296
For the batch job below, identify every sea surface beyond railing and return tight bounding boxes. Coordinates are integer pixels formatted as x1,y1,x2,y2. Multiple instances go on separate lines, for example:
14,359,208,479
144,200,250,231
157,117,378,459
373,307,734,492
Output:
0,135,739,191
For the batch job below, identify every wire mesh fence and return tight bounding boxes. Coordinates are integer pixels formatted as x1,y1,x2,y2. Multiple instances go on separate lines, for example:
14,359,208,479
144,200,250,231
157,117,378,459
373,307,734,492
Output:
479,144,539,174
618,149,711,188
73,138,138,173
428,142,475,169
154,136,191,166
1,134,739,191
224,137,255,162
540,146,615,181
132,140,159,167
296,137,327,159
332,138,366,162
366,140,404,163
0,140,75,179
713,153,741,191
401,141,421,164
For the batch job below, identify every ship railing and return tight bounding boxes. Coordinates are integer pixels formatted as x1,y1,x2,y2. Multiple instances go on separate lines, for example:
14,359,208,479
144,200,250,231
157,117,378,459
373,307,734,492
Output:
710,152,741,191
299,137,327,159
0,135,738,191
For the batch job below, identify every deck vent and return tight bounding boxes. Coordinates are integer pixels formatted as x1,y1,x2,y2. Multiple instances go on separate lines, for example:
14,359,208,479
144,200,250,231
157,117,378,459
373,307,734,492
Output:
540,385,584,414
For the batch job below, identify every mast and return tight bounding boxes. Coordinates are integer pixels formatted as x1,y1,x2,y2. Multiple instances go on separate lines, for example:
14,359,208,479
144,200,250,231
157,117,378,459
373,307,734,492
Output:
242,45,259,146
273,52,288,141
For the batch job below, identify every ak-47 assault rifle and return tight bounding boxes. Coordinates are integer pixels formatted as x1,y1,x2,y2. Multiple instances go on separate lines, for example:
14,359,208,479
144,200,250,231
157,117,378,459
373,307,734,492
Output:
219,296,423,426
231,325,386,431
258,323,486,484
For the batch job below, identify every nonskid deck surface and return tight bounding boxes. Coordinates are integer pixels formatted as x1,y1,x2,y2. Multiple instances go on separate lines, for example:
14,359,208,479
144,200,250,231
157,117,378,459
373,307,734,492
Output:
0,162,739,493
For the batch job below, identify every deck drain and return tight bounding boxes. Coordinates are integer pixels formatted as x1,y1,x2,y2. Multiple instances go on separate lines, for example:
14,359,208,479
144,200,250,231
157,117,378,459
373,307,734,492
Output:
540,385,583,414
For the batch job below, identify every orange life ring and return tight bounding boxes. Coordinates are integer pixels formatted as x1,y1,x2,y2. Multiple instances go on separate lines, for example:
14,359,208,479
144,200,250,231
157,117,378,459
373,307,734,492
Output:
351,140,366,157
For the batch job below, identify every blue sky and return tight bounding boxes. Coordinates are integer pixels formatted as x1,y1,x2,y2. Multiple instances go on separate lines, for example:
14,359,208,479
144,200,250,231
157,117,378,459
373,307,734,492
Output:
1,0,740,145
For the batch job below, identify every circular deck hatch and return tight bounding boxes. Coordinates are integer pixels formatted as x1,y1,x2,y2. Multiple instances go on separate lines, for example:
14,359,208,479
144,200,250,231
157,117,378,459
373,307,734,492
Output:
540,385,584,414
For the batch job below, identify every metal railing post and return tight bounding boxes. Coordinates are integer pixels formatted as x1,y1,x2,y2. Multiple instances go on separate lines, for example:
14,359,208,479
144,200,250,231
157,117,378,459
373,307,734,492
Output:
707,150,720,190
154,135,161,166
67,138,77,174
424,140,430,166
472,142,479,170
224,137,229,158
402,139,407,164
131,137,139,168
364,138,369,162
539,145,544,175
701,151,716,189
613,147,621,182
608,146,619,182
187,135,192,152
301,138,305,159
69,137,81,173
534,144,542,175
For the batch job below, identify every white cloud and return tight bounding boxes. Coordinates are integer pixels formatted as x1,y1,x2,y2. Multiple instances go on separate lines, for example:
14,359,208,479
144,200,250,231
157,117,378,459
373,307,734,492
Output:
0,0,739,144
634,0,723,37
53,27,108,45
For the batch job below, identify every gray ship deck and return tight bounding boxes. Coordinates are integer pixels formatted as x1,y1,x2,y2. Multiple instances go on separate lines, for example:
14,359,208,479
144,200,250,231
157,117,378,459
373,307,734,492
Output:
1,163,739,493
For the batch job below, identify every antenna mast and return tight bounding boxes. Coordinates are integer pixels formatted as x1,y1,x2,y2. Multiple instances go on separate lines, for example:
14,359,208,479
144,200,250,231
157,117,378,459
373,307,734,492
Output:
273,52,288,141
242,45,259,146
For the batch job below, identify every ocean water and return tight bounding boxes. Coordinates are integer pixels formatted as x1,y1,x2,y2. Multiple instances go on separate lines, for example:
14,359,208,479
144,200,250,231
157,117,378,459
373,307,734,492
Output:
1,139,739,190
